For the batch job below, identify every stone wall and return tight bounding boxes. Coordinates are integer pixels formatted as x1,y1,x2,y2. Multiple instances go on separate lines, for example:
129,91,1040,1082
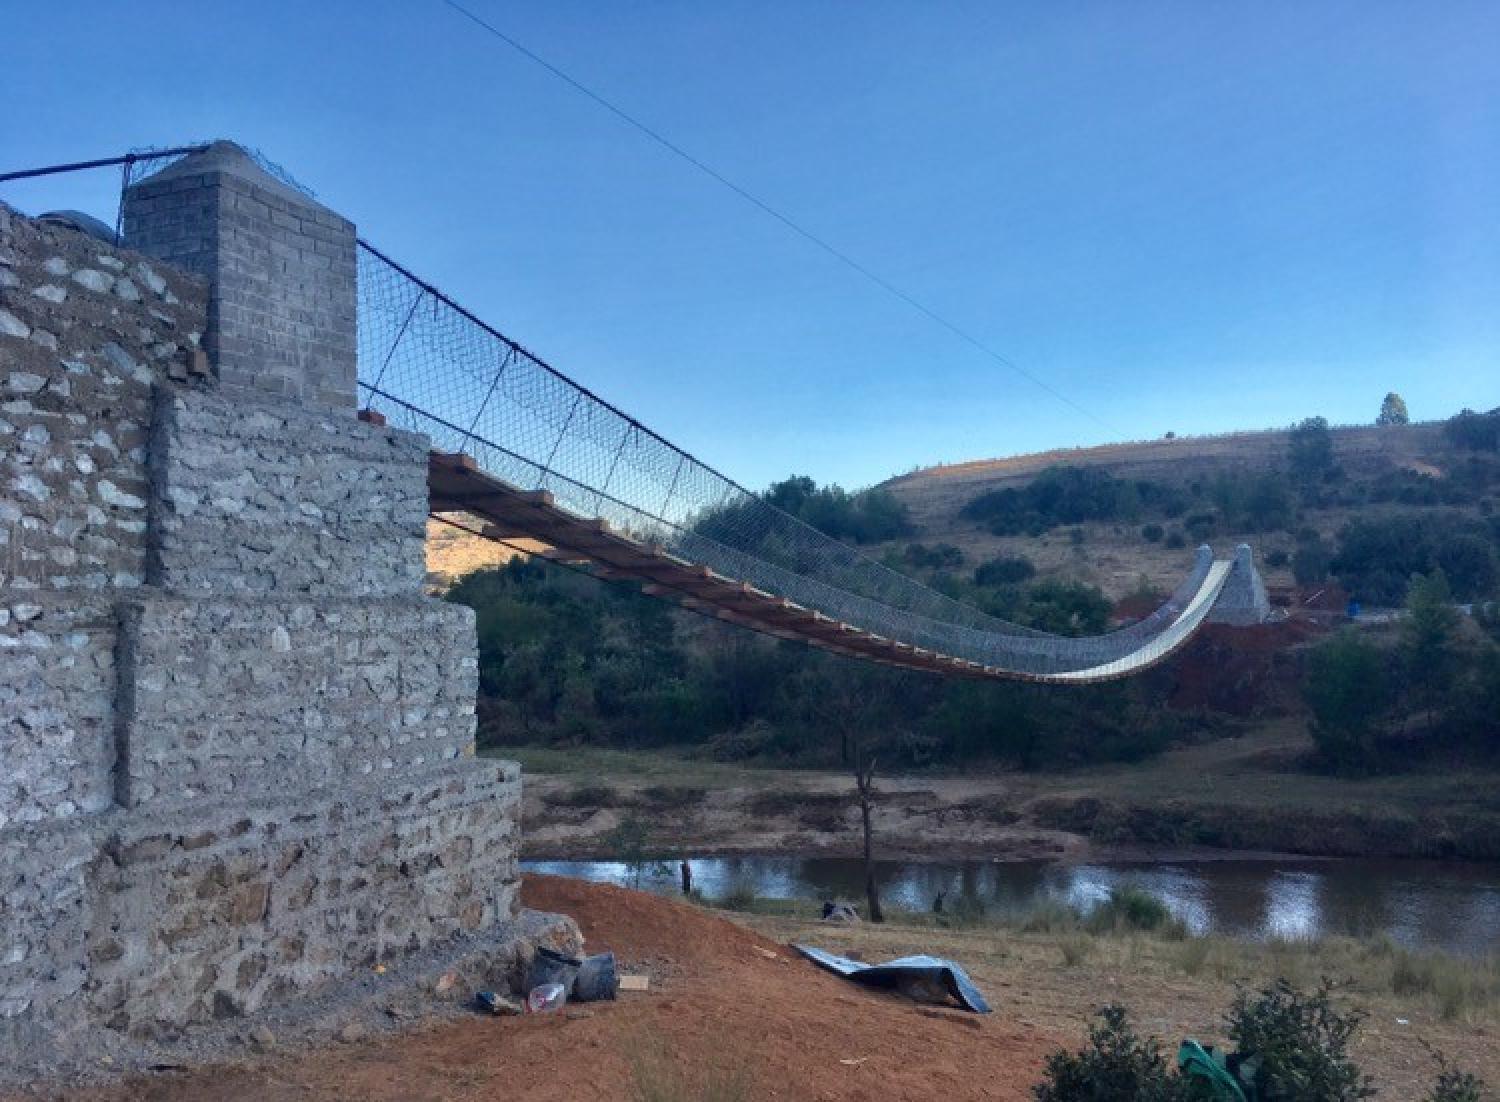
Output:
86,759,518,1032
0,202,206,594
115,595,476,808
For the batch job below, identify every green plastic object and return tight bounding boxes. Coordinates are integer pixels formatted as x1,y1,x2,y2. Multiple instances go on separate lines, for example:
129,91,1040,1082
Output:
1177,1039,1251,1101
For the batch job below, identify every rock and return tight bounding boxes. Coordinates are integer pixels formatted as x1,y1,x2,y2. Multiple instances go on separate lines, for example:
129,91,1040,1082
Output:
7,372,45,394
112,277,140,302
30,329,57,351
337,1022,368,1044
475,991,523,1016
434,970,460,996
43,257,70,277
101,342,150,383
70,269,112,293
12,473,49,502
31,284,66,304
95,255,125,271
138,262,167,296
248,1024,276,1051
0,310,30,339
0,270,17,289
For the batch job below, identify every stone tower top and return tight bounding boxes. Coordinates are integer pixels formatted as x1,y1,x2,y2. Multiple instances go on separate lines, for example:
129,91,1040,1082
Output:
121,141,357,410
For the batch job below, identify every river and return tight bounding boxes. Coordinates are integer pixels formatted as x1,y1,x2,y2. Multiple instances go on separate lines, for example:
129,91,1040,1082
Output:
523,855,1500,957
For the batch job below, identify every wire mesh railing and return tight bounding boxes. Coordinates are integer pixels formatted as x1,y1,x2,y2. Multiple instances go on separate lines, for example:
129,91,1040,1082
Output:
356,241,1223,676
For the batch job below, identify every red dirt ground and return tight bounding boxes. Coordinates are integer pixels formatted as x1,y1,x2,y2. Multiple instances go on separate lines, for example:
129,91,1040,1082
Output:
80,876,1058,1101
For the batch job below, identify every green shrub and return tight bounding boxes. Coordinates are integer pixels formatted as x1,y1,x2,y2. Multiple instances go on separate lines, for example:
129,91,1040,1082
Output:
975,554,1037,586
1424,1045,1487,1102
1087,886,1183,936
545,784,619,809
1141,523,1165,543
1223,979,1374,1101
1032,1005,1193,1101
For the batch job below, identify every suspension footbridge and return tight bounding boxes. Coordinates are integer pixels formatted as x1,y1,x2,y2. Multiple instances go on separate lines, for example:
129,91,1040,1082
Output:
357,242,1266,685
0,146,1266,685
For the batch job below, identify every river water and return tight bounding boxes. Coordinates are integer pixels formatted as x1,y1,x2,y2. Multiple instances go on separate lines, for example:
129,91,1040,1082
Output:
523,855,1500,957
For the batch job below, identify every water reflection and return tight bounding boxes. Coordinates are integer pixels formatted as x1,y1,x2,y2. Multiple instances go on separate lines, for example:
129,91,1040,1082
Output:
522,855,1500,957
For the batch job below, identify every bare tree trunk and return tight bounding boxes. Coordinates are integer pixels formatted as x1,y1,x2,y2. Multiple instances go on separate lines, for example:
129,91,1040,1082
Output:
855,751,883,924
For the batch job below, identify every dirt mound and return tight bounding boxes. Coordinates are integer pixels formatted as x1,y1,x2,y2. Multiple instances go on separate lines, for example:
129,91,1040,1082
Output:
67,876,1055,1102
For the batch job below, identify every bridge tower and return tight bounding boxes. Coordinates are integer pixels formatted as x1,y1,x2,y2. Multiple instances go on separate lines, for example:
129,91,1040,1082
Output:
0,142,560,1062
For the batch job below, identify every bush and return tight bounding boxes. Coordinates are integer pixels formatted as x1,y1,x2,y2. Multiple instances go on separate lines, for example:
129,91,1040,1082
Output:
1087,886,1183,936
1223,979,1374,1101
1141,523,1164,543
1266,549,1289,568
1032,1005,1192,1101
1185,512,1217,542
961,466,1185,537
904,542,965,572
546,784,619,808
975,555,1037,587
1424,1046,1488,1102
1165,530,1187,550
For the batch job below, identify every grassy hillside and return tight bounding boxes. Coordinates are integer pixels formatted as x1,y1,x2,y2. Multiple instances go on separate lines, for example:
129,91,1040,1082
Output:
878,419,1493,601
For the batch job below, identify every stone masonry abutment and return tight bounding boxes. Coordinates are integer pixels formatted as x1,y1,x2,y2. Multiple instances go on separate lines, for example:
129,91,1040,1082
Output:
1,142,531,1054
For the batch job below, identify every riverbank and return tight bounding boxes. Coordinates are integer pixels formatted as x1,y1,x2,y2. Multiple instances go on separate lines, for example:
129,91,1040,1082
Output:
510,720,1500,863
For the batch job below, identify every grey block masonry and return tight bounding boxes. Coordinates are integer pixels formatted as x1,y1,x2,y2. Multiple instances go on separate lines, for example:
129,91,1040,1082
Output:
121,142,357,411
1,141,529,1055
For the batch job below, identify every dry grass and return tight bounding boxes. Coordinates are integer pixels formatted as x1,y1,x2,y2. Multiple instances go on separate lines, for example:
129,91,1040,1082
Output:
728,903,1500,1097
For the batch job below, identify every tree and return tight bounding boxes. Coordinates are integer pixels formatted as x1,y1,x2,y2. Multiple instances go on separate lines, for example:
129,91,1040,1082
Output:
1303,631,1390,772
1294,535,1333,587
1377,392,1410,426
1289,416,1336,490
853,749,884,924
1400,570,1461,729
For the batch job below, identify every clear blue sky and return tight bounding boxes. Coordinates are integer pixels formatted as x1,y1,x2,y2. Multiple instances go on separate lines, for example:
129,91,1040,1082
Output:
5,2,1497,490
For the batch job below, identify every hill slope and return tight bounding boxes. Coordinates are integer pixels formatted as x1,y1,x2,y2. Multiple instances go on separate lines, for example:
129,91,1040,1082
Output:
878,421,1472,600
